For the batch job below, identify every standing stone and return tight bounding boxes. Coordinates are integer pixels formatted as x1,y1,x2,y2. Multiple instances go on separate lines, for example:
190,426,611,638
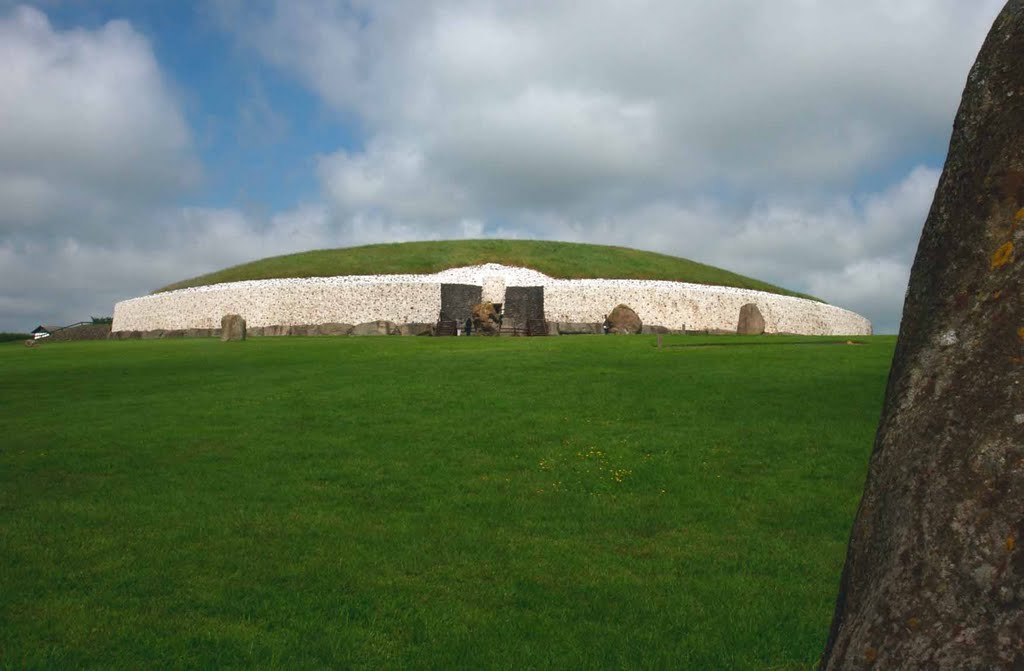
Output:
220,314,246,341
736,303,765,335
821,3,1024,669
604,304,642,334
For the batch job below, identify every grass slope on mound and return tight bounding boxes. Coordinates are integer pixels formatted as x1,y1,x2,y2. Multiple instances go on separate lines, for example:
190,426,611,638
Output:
156,239,820,301
0,335,893,669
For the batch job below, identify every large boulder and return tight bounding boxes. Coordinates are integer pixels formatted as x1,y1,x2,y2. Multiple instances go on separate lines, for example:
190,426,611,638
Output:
821,4,1024,668
220,314,246,341
736,303,765,335
352,320,399,336
470,302,501,335
604,304,642,334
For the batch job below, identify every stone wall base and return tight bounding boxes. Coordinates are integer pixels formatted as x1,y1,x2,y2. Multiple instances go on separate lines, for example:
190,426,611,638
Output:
110,323,438,339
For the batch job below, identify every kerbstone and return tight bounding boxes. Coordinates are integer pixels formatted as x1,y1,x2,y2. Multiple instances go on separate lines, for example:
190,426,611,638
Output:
319,323,354,336
604,304,642,334
352,320,398,336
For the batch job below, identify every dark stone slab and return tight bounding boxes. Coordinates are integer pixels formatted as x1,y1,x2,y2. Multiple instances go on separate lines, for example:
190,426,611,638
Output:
504,286,544,328
440,283,482,322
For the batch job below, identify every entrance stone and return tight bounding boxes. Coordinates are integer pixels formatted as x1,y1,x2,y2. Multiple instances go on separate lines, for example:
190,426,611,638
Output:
471,302,501,335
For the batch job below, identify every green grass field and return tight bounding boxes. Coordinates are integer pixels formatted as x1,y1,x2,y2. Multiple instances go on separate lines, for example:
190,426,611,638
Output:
156,239,820,301
0,335,894,669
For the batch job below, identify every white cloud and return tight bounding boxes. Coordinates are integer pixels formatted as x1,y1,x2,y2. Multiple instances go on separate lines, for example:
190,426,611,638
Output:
0,5,198,239
318,139,471,220
0,4,202,329
218,0,1000,202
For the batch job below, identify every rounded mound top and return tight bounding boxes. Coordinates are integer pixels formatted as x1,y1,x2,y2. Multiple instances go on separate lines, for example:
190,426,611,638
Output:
157,239,818,301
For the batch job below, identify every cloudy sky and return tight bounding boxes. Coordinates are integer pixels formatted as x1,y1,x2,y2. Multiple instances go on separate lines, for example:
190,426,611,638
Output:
0,1,1007,333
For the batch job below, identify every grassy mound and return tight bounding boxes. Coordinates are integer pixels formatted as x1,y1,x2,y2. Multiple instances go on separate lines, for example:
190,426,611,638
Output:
1,335,893,668
156,239,820,301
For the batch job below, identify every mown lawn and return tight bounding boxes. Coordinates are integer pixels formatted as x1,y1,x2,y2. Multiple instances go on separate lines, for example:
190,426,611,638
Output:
0,335,894,669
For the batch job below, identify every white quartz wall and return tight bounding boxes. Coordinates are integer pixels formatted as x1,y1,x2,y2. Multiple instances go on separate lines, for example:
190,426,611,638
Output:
112,264,872,335
481,276,506,304
543,281,871,335
113,281,442,330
